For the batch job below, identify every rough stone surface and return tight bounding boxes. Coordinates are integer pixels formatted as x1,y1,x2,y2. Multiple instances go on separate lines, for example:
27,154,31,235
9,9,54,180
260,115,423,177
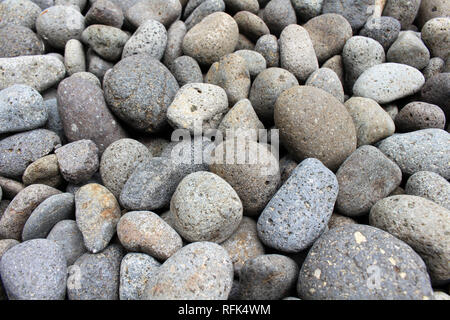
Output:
359,16,401,51
405,171,450,210
185,0,226,30
387,31,430,70
383,0,421,29
81,25,130,62
122,19,167,60
125,0,182,28
305,68,344,103
162,20,187,68
416,0,450,29
64,39,86,76
0,25,45,58
233,10,269,42
254,34,279,68
170,56,203,87
421,73,450,118
85,0,124,28
322,0,373,32
395,102,446,132
263,0,296,36
422,18,450,61
0,0,41,30
234,50,266,78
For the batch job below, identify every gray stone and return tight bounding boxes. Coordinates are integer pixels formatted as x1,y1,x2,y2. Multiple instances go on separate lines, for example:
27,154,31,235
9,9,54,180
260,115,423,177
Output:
263,0,296,36
81,25,130,62
0,25,45,58
322,0,373,32
417,0,450,29
64,39,86,76
421,73,450,118
233,11,269,42
70,72,101,87
328,213,357,229
257,158,338,253
122,19,167,60
224,0,258,14
55,0,86,9
30,0,54,9
85,0,124,28
47,219,86,266
383,0,421,29
423,57,445,80
422,17,450,61
395,102,446,132
125,0,182,28
0,0,41,30
254,34,279,68
0,177,24,200
291,0,323,21
162,20,187,69
305,68,344,103
359,16,401,51
170,56,203,87
387,31,430,70
185,0,226,30
234,50,266,78
405,171,450,211
87,49,114,81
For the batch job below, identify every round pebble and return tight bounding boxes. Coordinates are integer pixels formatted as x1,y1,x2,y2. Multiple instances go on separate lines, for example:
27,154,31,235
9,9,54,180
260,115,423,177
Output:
421,17,450,61
254,34,279,68
233,10,269,42
359,16,401,51
322,0,373,32
421,73,450,118
263,0,296,36
64,39,86,76
387,31,430,70
122,19,167,60
22,154,62,188
0,0,41,30
85,0,124,28
395,102,446,132
305,68,344,103
382,0,421,29
125,0,181,28
185,0,226,31
162,20,187,69
81,25,130,62
170,55,203,87
0,25,45,58
405,171,450,210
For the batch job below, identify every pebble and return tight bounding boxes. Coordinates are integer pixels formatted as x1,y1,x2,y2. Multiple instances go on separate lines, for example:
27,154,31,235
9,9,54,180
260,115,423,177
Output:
353,63,425,104
122,19,167,60
370,195,450,283
291,0,323,21
322,0,373,32
220,217,265,276
257,158,338,252
279,24,318,82
81,25,130,62
328,213,357,229
423,18,450,61
278,154,297,184
36,5,85,49
395,102,446,132
254,34,279,68
185,0,226,30
421,73,450,118
274,86,357,171
0,177,24,200
359,16,401,51
233,11,269,42
119,253,160,300
167,83,229,133
0,239,67,300
162,20,187,69
234,50,266,78
0,129,61,179
224,0,258,14
103,54,179,133
210,139,280,216
67,244,124,300
239,254,298,300
298,224,433,300
64,39,86,76
75,183,121,253
377,129,450,179
382,0,421,29
416,0,450,29
125,0,182,28
0,25,45,58
30,0,54,9
117,211,183,260
423,57,445,80
336,145,402,217
85,0,124,28
55,140,99,184
170,56,203,87
206,53,251,105
387,31,430,70
0,0,41,30
236,33,255,51
342,36,386,92
344,97,396,146
22,193,75,241
22,154,62,188
305,68,344,103
263,0,296,36
47,220,86,265
100,138,152,199
144,242,234,300
405,171,450,211
70,71,101,87
0,84,47,134
322,55,344,85
86,49,114,81
137,137,169,157
0,55,66,92
304,13,353,63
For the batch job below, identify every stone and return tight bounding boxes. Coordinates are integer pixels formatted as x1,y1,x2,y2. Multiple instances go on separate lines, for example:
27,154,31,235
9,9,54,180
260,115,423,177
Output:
0,84,47,134
322,55,344,86
234,50,266,78
0,177,24,199
22,193,74,241
182,12,239,66
383,0,421,29
322,0,373,32
75,183,121,253
263,0,296,36
359,16,401,51
423,57,445,80
85,0,124,28
117,211,183,261
298,224,433,300
70,72,101,87
0,25,45,58
0,0,41,30
278,154,298,184
239,254,298,300
0,55,66,92
103,54,179,133
81,25,130,62
233,11,269,42
423,18,450,61
328,213,357,229
370,195,450,283
185,0,226,30
143,242,234,300
353,63,425,104
421,73,450,118
395,102,446,132
0,129,61,179
235,33,255,50
122,19,167,60
387,31,430,70
279,24,318,82
47,220,86,266
125,0,182,28
170,56,203,87
377,129,450,179
162,20,187,69
87,49,114,81
0,239,67,300
405,171,450,211
416,0,450,28
305,68,344,103
254,34,279,68
64,39,86,76
257,158,338,253
274,86,357,171
336,145,402,217
22,147,62,188
291,0,323,21
224,0,259,14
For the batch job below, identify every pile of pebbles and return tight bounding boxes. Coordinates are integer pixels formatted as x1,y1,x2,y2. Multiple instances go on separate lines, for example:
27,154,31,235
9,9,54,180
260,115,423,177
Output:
0,0,449,300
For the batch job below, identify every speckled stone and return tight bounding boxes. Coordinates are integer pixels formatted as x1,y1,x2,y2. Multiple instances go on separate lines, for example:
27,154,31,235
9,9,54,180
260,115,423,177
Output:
125,0,182,28
257,158,338,253
57,76,127,154
36,5,85,49
280,24,318,82
210,139,280,216
22,193,74,241
55,0,87,9
81,25,129,62
278,154,297,185
395,102,446,132
387,31,430,70
64,39,86,76
344,97,396,146
249,67,298,123
87,49,114,81
405,171,450,210
224,0,258,13
254,34,279,68
383,0,421,29
274,86,357,171
359,16,401,51
298,224,433,300
103,54,179,133
233,11,269,42
321,55,344,86
185,0,226,30
263,0,296,36
75,183,121,253
162,20,187,69
291,0,323,21
117,211,183,261
47,220,86,266
236,33,255,51
0,129,61,179
305,68,344,103
0,239,67,300
239,254,298,300
370,195,450,283
182,12,239,66
328,213,357,229
423,57,445,80
434,291,450,300
205,53,251,105
85,0,124,28
67,244,124,300
304,13,352,64
0,25,45,58
353,63,425,104
144,242,234,300
0,177,24,200
0,55,66,92
119,253,160,300
167,83,228,133
234,50,266,78
30,0,54,9
171,171,243,243
416,0,450,29
422,18,450,61
377,129,450,179
336,145,402,217
122,19,167,60
421,73,450,118
322,0,373,32
70,72,101,87
0,0,41,30
220,217,264,276
170,56,203,87
0,85,47,134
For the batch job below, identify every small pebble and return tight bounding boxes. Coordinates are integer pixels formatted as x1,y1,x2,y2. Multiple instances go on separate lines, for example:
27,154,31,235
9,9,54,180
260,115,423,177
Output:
22,154,62,187
405,171,450,211
170,56,203,87
254,34,279,68
122,19,167,60
395,102,446,132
